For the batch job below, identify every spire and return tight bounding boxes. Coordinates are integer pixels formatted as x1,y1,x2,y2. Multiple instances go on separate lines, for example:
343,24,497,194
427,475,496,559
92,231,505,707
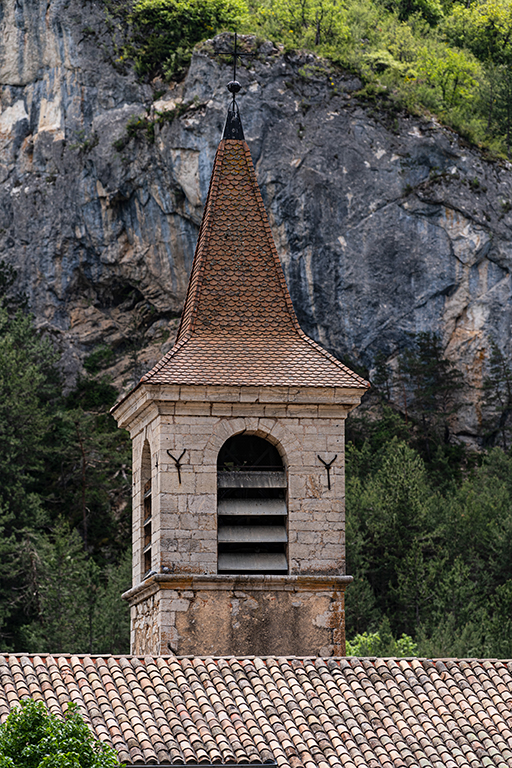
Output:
140,32,368,390
141,137,368,390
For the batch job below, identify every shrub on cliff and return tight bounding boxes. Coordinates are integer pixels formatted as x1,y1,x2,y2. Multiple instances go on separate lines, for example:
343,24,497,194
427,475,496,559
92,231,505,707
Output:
129,0,248,78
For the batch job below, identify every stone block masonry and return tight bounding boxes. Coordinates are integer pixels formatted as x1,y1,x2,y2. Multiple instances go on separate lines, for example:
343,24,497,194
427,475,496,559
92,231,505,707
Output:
118,385,354,581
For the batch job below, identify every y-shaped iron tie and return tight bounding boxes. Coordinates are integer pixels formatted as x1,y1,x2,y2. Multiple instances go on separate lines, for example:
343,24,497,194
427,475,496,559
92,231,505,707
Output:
167,449,186,484
318,454,338,491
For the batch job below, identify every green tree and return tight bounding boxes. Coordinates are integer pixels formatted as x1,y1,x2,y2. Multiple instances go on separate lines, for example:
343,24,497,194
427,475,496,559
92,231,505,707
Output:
0,699,118,768
384,0,444,26
417,43,479,108
346,438,438,636
444,0,512,152
398,332,463,459
129,0,249,78
482,338,512,449
91,550,132,655
483,579,512,657
44,401,131,561
0,300,61,644
444,448,512,590
0,304,59,530
253,0,349,48
18,521,131,655
444,0,512,63
0,267,131,653
19,522,97,654
346,617,418,656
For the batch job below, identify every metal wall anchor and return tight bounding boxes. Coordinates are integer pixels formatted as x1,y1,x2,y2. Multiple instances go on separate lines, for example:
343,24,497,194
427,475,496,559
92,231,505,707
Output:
318,454,338,490
167,449,186,483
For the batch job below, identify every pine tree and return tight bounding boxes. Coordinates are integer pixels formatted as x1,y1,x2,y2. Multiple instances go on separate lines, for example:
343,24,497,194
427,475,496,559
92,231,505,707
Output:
482,338,512,450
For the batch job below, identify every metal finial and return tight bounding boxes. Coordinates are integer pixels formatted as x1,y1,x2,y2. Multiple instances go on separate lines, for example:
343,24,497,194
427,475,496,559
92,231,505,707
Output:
227,81,241,95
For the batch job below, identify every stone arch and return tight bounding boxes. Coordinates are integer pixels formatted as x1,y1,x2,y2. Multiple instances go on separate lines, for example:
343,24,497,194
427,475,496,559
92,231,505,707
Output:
215,422,289,576
203,417,290,467
217,433,284,471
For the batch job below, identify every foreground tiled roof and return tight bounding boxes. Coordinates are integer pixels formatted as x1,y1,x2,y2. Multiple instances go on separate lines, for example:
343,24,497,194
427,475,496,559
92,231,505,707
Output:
2,655,512,767
141,140,367,390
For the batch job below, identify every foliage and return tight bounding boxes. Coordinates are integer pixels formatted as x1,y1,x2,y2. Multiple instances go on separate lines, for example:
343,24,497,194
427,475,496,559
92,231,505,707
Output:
251,0,350,51
0,266,131,653
346,618,418,656
384,0,444,26
83,346,115,375
0,293,61,638
481,338,512,450
348,333,467,488
346,332,512,657
128,0,249,78
397,332,463,450
443,0,512,153
99,0,512,155
112,102,195,151
345,437,512,654
443,0,512,64
0,304,59,530
0,699,118,768
416,44,479,108
19,525,131,654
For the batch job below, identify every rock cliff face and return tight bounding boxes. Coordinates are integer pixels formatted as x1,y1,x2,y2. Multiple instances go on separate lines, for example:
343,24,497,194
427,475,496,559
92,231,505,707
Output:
1,0,512,441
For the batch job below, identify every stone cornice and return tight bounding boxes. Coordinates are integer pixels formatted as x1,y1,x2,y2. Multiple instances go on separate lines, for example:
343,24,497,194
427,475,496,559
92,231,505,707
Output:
123,573,353,605
112,382,364,430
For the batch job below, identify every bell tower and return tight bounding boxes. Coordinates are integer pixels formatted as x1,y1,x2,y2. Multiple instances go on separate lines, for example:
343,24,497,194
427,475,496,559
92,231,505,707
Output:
113,78,368,657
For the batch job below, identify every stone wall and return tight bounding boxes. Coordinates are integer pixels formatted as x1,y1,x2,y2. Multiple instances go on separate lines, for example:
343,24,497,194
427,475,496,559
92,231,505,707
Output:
115,384,360,583
125,574,352,656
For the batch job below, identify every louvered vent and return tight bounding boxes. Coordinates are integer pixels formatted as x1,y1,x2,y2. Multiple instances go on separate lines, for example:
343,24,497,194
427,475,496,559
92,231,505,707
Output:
141,440,152,580
217,435,287,574
143,479,152,577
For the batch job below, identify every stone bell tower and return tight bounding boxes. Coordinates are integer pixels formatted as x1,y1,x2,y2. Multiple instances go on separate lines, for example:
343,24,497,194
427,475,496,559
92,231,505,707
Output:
113,85,369,657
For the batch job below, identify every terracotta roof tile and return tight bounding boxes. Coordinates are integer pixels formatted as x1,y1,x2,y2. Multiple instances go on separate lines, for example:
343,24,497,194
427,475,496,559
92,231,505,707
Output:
141,140,368,391
3,655,512,766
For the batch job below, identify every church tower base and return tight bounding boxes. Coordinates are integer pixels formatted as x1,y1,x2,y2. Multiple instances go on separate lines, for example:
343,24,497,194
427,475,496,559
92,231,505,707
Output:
123,574,352,657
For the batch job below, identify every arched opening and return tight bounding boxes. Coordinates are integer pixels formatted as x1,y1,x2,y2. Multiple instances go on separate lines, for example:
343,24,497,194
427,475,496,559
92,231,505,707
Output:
217,434,287,574
141,441,152,578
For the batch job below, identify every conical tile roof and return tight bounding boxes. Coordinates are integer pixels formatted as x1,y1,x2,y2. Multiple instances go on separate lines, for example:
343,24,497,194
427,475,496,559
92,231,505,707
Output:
142,139,368,389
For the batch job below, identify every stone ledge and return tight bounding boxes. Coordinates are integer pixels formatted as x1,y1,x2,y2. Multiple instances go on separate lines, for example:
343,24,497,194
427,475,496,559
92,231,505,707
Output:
112,384,364,428
123,573,353,605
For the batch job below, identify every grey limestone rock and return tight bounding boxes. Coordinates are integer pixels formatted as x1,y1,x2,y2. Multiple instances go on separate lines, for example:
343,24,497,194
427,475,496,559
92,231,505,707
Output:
1,0,512,442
